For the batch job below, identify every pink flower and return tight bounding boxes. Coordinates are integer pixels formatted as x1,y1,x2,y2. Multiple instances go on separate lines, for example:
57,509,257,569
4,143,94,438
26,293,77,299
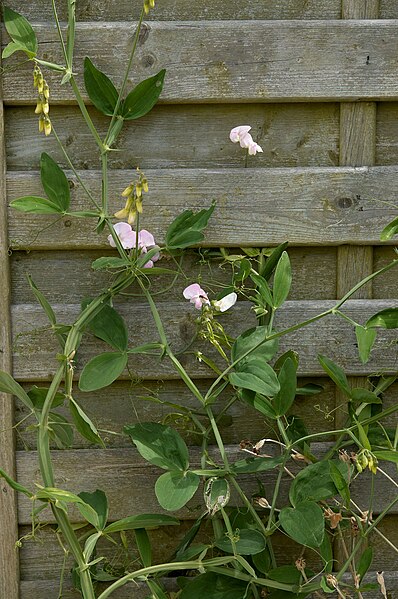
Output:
138,229,160,268
108,222,137,249
183,283,210,310
108,224,160,268
248,140,263,155
229,125,252,148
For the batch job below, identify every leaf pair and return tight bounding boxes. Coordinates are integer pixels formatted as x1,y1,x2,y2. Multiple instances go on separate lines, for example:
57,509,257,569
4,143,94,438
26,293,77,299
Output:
11,154,70,215
84,57,165,121
125,422,200,511
2,7,37,59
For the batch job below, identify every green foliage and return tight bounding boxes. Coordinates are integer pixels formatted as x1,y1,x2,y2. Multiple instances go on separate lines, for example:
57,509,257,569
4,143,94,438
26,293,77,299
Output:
2,6,38,58
85,303,129,352
179,572,248,599
279,501,325,548
78,490,108,530
273,251,292,308
103,514,179,534
69,397,104,446
289,460,347,506
125,422,190,471
84,57,119,116
155,470,200,511
355,325,377,364
215,528,266,555
79,352,128,392
366,307,398,329
165,202,215,249
122,70,166,120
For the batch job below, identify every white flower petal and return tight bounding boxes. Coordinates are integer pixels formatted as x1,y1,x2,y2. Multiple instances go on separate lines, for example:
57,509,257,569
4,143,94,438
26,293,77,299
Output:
213,292,238,312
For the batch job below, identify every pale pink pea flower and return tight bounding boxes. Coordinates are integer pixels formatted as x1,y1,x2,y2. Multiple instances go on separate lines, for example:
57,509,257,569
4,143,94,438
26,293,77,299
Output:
108,224,160,268
229,125,263,155
183,284,210,310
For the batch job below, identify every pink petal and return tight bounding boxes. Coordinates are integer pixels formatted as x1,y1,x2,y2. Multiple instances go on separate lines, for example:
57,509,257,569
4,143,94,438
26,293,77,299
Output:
183,283,202,300
229,125,251,143
108,222,137,249
138,229,156,250
143,260,154,268
239,132,254,149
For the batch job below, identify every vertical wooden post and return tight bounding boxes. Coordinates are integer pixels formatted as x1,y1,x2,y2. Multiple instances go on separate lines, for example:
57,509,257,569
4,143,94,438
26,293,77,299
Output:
0,28,20,599
335,0,380,568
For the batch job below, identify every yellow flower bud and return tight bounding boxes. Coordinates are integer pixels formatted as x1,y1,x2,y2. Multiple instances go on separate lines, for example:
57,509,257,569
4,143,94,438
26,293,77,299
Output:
35,102,43,114
142,179,149,193
135,182,142,198
43,116,52,136
122,184,134,197
38,115,45,133
114,207,130,220
42,102,50,115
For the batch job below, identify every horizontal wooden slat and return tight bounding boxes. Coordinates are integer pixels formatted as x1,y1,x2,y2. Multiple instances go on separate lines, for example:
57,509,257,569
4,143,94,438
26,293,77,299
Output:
5,1,342,21
7,167,398,248
5,104,339,171
16,444,398,524
15,377,336,450
20,575,398,599
10,248,337,303
3,22,398,103
11,300,398,380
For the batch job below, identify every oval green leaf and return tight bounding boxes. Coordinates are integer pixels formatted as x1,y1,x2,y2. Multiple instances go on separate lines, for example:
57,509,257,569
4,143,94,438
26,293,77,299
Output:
124,422,189,471
273,251,292,308
87,304,128,352
3,6,38,57
10,196,63,214
215,528,266,556
155,471,200,511
366,308,398,329
79,352,127,392
279,501,325,548
40,153,70,212
103,513,179,534
122,69,166,120
84,57,119,116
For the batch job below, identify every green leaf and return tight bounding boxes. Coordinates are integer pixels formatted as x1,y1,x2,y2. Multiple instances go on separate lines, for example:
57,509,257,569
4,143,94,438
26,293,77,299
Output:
230,359,280,397
215,528,266,556
122,70,166,120
27,386,64,410
0,468,33,497
134,528,152,567
2,41,25,59
204,478,230,513
279,501,325,548
83,57,119,116
273,357,297,417
79,352,127,392
244,390,277,419
328,461,350,508
0,371,34,410
295,383,323,396
69,397,104,447
351,388,381,404
231,326,278,369
165,203,215,249
83,531,102,563
319,533,333,573
40,153,70,212
78,489,108,530
27,276,56,325
273,251,292,308
252,548,271,575
355,326,377,364
273,350,299,373
380,216,398,241
231,455,284,474
86,304,128,352
91,257,129,271
366,308,398,329
261,242,289,281
125,422,189,471
3,7,37,57
179,572,248,599
318,355,351,396
268,565,308,584
48,412,73,448
103,513,179,534
251,273,274,306
357,547,373,581
155,471,199,511
10,196,63,214
289,460,346,506
356,419,371,450
373,450,398,463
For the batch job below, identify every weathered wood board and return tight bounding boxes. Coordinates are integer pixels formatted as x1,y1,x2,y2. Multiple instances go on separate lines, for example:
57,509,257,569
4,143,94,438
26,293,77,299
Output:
5,104,340,170
7,167,398,248
11,300,398,380
3,22,398,103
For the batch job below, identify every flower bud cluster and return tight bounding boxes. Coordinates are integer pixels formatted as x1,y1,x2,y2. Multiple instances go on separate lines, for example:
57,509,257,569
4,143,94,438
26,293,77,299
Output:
33,64,51,136
115,169,149,224
355,449,378,474
144,0,155,14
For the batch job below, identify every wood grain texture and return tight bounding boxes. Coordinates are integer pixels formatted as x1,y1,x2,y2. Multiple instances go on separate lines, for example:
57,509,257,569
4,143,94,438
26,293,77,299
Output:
10,248,337,304
342,0,379,18
373,247,398,298
18,574,398,599
15,444,398,524
5,104,340,170
5,0,342,21
3,21,398,103
0,35,19,599
10,300,398,380
377,102,398,164
340,103,376,166
15,377,336,450
7,167,398,249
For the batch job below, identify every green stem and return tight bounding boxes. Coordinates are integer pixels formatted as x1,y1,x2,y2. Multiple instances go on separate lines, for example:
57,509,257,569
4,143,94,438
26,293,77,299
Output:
69,77,103,150
206,406,229,469
205,258,398,401
66,0,76,70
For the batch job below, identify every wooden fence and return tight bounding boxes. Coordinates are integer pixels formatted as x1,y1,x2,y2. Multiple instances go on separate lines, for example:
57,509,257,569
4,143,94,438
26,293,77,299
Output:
1,0,398,596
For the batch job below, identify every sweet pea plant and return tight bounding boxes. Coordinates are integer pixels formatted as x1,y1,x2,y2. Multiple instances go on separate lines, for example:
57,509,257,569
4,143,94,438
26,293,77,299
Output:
1,3,398,599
